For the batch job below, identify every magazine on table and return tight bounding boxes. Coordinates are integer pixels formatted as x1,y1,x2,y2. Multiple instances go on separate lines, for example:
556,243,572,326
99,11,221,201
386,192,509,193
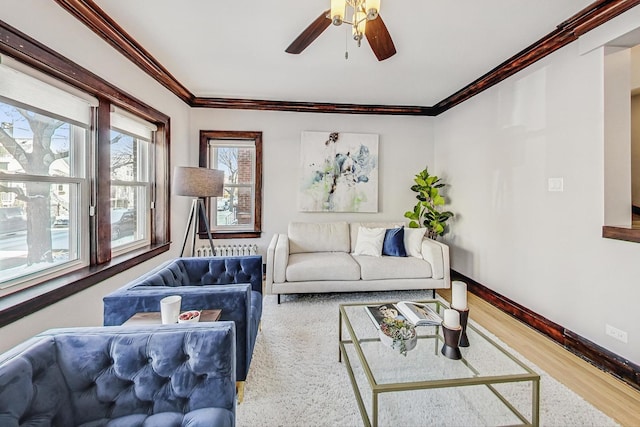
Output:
364,303,402,329
396,301,442,326
365,302,442,328
396,301,443,326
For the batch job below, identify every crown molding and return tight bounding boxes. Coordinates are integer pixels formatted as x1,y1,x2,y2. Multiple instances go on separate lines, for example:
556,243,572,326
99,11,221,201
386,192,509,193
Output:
53,0,640,116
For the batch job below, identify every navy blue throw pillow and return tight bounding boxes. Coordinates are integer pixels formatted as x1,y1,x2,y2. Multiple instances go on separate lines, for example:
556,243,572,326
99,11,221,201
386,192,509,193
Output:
382,227,407,257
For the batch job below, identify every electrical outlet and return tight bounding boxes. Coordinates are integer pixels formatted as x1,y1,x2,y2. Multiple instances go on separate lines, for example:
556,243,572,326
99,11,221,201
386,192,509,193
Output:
606,324,628,343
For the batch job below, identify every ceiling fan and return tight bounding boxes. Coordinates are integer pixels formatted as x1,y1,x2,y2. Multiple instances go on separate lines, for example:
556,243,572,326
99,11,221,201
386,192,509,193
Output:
285,0,396,61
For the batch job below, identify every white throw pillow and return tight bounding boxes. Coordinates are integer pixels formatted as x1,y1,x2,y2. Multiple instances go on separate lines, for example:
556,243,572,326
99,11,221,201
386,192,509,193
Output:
403,227,426,258
353,227,386,257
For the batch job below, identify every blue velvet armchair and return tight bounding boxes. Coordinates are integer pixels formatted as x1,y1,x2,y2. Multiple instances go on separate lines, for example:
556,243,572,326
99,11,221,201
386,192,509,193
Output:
0,323,236,427
103,256,263,398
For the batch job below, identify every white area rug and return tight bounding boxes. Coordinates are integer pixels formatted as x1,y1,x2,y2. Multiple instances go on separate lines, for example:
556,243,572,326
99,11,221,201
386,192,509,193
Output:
237,290,618,426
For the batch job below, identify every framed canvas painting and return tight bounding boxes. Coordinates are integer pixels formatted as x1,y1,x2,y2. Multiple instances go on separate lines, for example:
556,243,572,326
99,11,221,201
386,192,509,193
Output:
298,131,378,212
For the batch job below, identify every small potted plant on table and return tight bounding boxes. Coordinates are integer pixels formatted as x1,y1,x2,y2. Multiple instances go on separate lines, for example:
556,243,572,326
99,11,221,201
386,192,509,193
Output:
379,317,417,356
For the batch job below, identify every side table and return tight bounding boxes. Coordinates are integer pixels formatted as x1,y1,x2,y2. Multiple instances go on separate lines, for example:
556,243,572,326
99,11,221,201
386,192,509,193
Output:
123,309,222,325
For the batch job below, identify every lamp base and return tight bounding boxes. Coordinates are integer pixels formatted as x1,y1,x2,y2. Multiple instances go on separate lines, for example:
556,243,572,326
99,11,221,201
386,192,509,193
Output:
180,198,215,257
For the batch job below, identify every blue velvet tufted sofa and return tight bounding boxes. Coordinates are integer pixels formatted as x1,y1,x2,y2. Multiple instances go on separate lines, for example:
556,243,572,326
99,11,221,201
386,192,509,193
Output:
103,256,263,399
0,323,236,427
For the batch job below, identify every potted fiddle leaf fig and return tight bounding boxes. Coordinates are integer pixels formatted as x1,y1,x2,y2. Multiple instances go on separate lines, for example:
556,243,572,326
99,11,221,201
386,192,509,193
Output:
404,167,454,240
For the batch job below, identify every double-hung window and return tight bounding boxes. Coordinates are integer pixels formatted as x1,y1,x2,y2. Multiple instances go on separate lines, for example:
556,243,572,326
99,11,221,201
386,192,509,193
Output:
0,57,95,294
200,131,262,238
109,107,155,253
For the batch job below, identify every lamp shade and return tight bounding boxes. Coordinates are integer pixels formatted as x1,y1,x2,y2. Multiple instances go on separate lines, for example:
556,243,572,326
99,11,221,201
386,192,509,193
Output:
173,166,224,197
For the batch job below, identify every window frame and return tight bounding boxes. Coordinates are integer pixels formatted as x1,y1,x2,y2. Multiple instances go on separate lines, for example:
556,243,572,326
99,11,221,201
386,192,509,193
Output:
0,21,170,327
199,130,262,239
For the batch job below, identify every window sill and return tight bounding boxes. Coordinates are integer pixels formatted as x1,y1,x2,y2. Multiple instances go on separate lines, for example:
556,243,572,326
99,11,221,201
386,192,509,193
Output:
602,225,640,243
0,243,170,328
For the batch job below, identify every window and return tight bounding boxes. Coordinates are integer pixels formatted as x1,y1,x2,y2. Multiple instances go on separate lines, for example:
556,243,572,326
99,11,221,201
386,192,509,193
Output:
0,32,170,325
110,107,156,252
200,131,262,238
0,58,93,293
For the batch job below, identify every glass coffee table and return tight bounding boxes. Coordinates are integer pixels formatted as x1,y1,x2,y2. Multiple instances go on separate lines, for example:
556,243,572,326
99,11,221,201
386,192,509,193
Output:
338,300,540,426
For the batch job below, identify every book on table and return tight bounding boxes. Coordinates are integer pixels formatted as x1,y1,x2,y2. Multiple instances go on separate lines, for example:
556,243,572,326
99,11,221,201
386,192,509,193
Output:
365,302,442,328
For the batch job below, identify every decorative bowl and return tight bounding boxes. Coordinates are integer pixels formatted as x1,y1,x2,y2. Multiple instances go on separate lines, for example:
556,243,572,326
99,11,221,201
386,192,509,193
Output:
178,310,201,323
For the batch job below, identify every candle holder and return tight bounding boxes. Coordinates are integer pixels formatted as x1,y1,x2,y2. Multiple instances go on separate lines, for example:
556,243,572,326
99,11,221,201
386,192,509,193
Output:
440,324,462,360
453,308,470,347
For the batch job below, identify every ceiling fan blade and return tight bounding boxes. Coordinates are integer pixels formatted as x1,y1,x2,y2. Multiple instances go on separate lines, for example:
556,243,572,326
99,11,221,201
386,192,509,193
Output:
365,15,396,61
285,10,331,54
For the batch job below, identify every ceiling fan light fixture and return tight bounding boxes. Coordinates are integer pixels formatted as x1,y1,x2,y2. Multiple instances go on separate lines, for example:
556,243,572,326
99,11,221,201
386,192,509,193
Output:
285,0,395,61
331,0,345,25
352,9,367,44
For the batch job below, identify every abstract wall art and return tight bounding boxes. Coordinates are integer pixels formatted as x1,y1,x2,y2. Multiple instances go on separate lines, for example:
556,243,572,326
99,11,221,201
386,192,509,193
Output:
298,131,378,212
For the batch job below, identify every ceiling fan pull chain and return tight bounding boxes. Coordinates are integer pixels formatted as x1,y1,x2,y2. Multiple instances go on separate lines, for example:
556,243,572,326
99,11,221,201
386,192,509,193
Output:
345,26,349,60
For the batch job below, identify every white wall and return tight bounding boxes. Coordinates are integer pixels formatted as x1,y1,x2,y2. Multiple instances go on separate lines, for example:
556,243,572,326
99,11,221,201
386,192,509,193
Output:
435,25,640,362
0,0,191,352
190,108,435,252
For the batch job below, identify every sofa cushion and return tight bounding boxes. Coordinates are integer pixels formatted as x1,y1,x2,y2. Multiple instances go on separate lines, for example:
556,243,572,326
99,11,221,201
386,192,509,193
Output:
382,227,407,257
288,222,350,254
349,222,405,253
353,227,386,257
403,227,427,258
286,252,360,282
354,255,433,280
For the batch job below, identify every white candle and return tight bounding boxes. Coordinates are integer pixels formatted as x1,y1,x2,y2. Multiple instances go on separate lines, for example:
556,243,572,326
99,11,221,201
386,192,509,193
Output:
443,309,460,329
451,281,468,310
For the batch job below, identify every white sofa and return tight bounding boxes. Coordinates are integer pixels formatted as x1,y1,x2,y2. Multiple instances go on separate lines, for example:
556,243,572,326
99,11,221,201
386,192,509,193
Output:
266,221,450,303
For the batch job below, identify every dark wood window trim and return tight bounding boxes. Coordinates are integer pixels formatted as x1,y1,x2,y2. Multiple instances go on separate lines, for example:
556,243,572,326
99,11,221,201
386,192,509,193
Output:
199,130,262,239
0,19,171,327
602,225,640,243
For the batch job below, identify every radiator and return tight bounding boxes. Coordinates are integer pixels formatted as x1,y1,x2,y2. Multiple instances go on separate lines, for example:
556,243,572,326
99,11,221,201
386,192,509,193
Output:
195,243,258,257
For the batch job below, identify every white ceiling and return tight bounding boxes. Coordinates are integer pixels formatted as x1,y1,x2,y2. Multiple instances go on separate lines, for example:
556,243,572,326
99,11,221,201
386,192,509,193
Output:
92,0,595,106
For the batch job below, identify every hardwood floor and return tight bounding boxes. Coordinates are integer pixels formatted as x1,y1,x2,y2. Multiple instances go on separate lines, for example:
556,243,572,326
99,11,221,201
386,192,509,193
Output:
438,288,640,426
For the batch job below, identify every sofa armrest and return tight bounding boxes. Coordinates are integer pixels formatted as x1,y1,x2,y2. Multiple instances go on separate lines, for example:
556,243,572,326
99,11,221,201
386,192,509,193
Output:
265,234,278,294
272,233,289,285
421,238,450,285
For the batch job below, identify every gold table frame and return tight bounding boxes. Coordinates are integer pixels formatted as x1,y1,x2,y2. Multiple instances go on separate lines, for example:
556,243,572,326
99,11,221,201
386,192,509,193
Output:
338,300,540,427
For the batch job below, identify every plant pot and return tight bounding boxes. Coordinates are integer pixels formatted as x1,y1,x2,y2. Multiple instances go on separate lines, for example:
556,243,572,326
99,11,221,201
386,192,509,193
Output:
379,329,418,354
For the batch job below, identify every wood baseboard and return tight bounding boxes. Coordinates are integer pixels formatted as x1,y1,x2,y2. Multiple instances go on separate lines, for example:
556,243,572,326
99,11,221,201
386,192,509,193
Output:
451,270,640,391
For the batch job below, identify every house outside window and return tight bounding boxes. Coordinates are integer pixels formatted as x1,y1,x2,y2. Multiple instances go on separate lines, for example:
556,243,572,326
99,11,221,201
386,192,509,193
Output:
200,131,262,238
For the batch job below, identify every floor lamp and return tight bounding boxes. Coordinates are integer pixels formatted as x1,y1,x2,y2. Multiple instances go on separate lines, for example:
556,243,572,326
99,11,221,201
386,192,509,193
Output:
173,166,224,257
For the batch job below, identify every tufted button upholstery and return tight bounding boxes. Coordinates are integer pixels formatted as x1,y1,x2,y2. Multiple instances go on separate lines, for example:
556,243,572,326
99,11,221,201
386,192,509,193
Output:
103,256,263,383
0,323,236,427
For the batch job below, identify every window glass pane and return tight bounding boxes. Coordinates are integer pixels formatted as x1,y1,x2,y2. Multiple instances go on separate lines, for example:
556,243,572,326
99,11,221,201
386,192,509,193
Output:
110,125,150,251
0,181,81,287
211,143,256,231
0,103,79,178
110,187,146,246
1,95,87,290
